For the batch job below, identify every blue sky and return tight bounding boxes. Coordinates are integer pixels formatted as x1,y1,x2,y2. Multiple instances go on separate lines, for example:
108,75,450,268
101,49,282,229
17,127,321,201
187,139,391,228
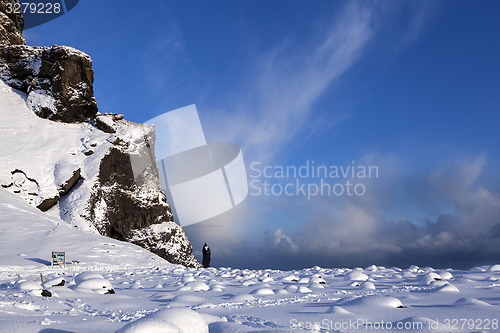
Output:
25,0,500,269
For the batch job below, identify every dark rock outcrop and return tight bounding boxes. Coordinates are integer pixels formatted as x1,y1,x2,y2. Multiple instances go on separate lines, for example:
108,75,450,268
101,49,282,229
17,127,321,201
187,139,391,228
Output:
58,168,82,196
87,124,199,267
95,115,116,133
128,224,199,268
37,195,60,212
0,0,25,47
90,146,162,238
1,2,96,122
0,45,98,122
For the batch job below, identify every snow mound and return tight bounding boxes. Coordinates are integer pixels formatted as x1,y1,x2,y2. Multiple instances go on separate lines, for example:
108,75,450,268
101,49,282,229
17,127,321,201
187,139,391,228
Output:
281,275,299,282
453,298,491,307
17,281,42,291
297,277,310,284
180,275,195,284
470,267,487,272
361,281,376,290
241,280,257,287
42,277,65,288
171,294,206,306
489,264,500,272
179,281,209,292
308,282,324,289
344,295,403,308
309,276,326,284
116,308,208,333
296,286,313,293
75,272,105,284
419,272,442,285
435,284,459,293
250,287,275,295
74,278,114,294
437,271,453,280
344,271,369,281
393,316,442,330
326,305,351,314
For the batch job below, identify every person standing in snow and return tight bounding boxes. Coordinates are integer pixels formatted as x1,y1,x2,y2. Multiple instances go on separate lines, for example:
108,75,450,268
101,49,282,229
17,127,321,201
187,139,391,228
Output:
202,243,211,268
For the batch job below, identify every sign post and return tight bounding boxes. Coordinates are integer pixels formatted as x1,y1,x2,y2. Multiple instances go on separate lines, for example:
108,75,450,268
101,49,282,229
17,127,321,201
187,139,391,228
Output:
51,252,65,268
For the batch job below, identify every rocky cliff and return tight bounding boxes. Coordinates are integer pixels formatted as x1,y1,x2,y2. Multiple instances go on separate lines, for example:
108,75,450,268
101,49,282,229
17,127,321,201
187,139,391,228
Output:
0,1,199,267
0,0,24,46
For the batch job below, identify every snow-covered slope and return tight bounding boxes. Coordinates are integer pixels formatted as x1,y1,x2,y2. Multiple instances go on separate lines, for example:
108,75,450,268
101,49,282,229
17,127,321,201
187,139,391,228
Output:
0,79,110,230
0,76,198,267
0,186,173,270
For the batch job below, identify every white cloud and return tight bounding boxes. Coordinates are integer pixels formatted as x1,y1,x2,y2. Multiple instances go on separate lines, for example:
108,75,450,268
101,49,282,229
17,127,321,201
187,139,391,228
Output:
203,1,440,165
204,2,374,163
264,228,299,254
141,22,188,96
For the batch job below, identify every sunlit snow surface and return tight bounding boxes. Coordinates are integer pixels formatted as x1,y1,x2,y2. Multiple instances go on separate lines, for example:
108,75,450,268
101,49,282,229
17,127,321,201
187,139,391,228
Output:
0,190,500,332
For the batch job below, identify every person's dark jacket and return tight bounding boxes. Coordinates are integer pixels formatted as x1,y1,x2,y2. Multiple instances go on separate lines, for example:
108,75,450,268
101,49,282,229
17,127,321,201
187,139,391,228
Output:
202,243,211,268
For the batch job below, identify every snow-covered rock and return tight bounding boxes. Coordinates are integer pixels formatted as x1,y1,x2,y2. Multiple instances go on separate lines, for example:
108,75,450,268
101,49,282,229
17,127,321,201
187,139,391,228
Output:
343,295,404,308
0,1,25,47
344,271,369,281
74,272,105,284
75,278,114,294
116,308,208,333
17,281,42,292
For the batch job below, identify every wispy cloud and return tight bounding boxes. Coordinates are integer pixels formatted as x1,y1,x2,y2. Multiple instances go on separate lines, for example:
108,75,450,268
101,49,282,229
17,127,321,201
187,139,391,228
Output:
141,23,189,97
205,2,374,162
395,0,439,50
205,1,439,164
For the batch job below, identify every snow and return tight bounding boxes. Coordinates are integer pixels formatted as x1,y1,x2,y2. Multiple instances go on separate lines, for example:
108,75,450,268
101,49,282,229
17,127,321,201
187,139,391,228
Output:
16,281,42,292
26,87,57,115
117,308,208,333
74,278,113,294
2,222,500,332
74,272,105,284
342,295,403,308
180,281,210,292
490,264,500,272
0,187,173,270
0,79,112,230
344,270,369,281
96,114,116,130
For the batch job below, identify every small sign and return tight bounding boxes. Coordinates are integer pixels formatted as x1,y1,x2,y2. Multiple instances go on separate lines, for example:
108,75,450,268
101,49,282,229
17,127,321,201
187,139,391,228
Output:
52,251,65,267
